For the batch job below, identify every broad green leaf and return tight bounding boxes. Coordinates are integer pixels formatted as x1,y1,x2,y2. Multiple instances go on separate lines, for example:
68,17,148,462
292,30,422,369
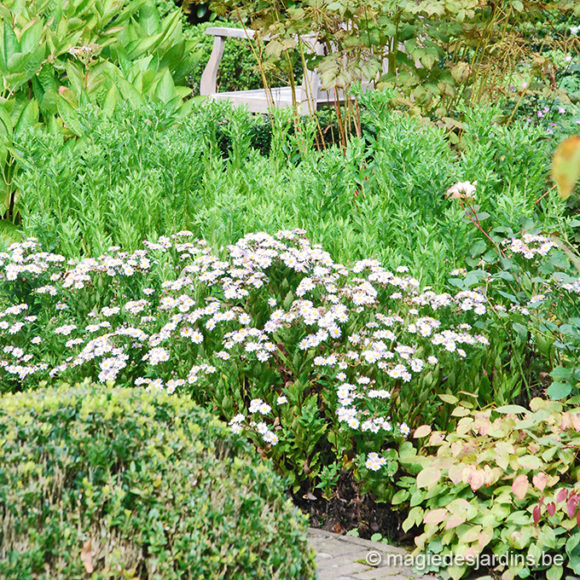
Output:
0,104,13,140
154,69,176,104
14,99,39,136
1,20,20,72
20,19,43,53
547,382,572,401
114,77,146,107
517,455,542,470
102,85,118,117
546,565,563,580
495,405,528,415
439,394,459,405
0,219,22,248
56,96,84,137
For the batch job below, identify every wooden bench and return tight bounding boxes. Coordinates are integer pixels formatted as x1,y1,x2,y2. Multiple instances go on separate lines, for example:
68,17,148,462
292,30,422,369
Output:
199,27,354,115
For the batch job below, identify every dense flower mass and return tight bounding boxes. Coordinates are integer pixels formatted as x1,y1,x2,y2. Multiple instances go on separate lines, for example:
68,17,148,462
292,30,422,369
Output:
0,230,575,482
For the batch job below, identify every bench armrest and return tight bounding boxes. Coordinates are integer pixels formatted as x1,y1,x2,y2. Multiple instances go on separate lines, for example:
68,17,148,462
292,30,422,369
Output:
200,27,258,96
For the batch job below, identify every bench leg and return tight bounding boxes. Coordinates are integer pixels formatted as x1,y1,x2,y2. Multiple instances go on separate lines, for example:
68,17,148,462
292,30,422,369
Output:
200,36,226,96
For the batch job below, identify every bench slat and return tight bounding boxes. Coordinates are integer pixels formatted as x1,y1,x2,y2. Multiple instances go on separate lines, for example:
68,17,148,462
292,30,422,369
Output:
204,27,256,40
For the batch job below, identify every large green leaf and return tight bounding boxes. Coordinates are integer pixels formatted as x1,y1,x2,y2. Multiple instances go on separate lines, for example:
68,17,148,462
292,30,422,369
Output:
154,69,176,103
20,19,44,53
102,84,118,117
114,76,146,107
0,219,22,249
56,95,84,137
14,98,39,136
1,20,20,73
139,2,161,36
0,103,13,140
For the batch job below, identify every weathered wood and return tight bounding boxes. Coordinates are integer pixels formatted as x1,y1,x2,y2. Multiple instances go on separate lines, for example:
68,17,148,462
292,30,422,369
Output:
204,27,256,40
199,27,389,113
200,35,226,96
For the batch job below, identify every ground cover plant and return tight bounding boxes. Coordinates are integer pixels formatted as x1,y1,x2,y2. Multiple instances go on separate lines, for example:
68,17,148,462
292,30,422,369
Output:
395,398,580,580
0,383,315,578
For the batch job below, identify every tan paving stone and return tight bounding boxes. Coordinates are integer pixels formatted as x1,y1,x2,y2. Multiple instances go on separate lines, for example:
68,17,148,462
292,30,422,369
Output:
308,528,439,580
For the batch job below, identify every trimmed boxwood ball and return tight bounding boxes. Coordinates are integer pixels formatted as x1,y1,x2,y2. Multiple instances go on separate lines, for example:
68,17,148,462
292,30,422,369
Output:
0,383,316,579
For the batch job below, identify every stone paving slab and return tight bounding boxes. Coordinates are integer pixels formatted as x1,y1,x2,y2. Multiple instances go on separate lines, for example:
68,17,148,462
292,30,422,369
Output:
308,528,439,580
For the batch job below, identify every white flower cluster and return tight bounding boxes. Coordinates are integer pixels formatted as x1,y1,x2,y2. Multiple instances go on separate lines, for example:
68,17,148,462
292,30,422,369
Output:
503,233,556,259
0,230,495,451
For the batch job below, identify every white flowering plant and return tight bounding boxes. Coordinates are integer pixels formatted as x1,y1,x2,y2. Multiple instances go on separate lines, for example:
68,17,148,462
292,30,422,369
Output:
447,226,580,404
0,229,497,495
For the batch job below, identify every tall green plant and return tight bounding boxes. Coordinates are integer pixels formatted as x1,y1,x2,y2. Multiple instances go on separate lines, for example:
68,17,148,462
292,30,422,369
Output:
0,0,200,237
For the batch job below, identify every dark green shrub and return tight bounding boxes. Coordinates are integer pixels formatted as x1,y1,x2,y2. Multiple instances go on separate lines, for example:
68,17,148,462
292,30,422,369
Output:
0,383,316,579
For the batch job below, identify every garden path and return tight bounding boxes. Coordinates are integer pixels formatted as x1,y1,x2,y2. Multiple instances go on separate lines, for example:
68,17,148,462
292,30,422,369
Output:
309,528,439,579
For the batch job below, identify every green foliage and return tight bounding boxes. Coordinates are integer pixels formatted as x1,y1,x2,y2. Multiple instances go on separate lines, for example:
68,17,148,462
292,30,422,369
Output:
0,0,200,227
395,398,580,580
447,224,580,403
207,0,578,115
0,383,315,578
0,229,494,494
12,99,571,289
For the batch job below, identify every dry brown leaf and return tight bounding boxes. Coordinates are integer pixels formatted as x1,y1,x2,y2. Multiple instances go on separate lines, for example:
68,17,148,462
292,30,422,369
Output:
81,539,94,574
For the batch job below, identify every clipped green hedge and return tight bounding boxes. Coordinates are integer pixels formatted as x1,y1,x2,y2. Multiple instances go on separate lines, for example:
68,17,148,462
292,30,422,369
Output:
0,384,316,579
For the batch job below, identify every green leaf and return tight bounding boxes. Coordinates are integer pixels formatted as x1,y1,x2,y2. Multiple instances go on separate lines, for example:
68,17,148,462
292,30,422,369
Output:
550,367,572,379
513,322,528,341
495,405,528,415
469,240,487,257
139,2,162,35
0,103,13,140
56,96,84,137
0,219,22,248
1,20,20,72
102,85,118,117
115,77,146,107
438,394,458,405
14,99,39,136
546,565,563,580
154,69,176,104
391,489,408,505
517,455,542,470
547,382,572,401
20,20,43,53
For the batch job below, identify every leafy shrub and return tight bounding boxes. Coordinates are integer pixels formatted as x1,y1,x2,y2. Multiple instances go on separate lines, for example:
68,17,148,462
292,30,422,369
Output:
13,100,571,289
447,224,580,402
0,383,315,578
394,398,580,580
0,229,495,495
0,0,200,228
5,225,576,502
208,0,578,116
